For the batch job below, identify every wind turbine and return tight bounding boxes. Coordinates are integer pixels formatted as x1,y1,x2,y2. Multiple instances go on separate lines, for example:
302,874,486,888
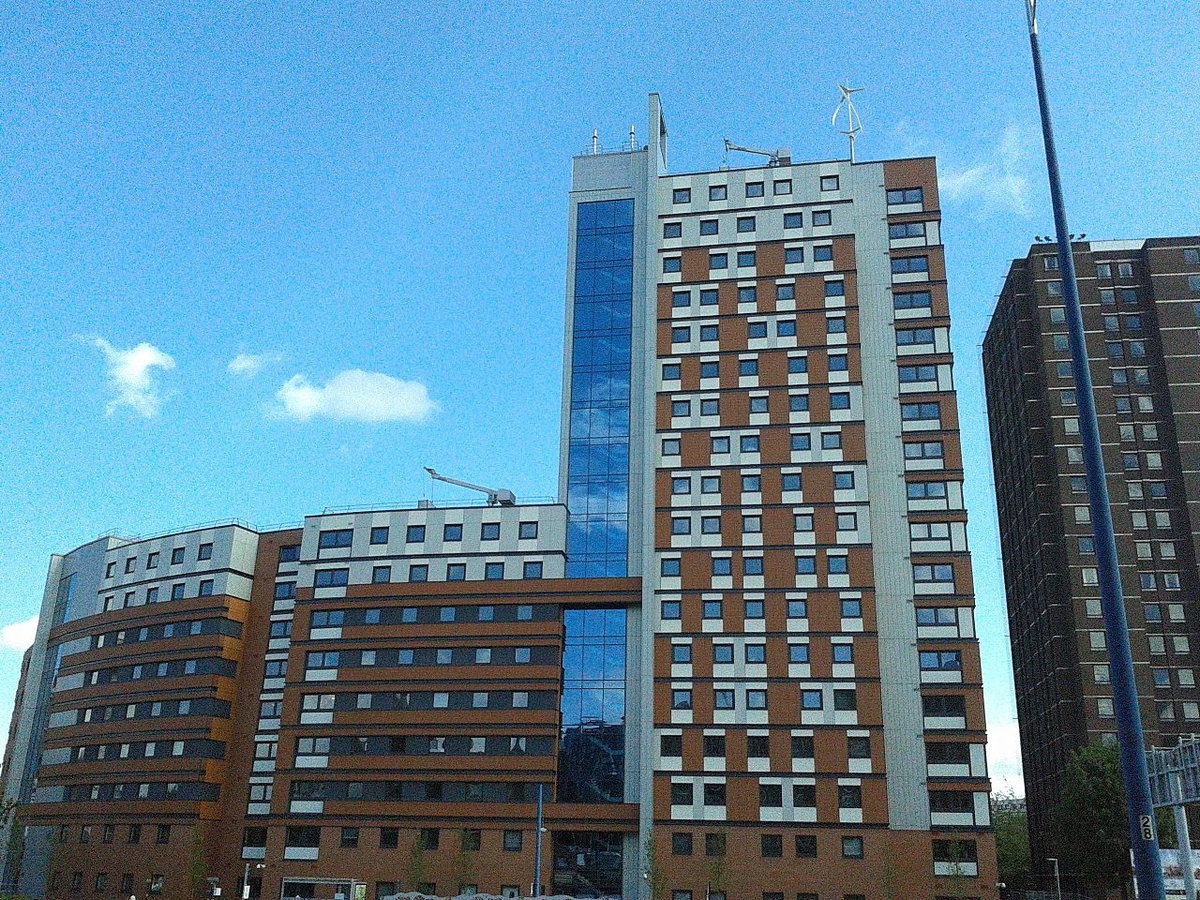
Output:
832,84,864,163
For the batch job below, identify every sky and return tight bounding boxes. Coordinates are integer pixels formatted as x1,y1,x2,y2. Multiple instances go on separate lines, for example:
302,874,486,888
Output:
1,0,1197,797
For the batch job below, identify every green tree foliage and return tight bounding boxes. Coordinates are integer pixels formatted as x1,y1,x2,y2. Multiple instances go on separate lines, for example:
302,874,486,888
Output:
1053,744,1131,895
992,789,1032,890
643,830,665,900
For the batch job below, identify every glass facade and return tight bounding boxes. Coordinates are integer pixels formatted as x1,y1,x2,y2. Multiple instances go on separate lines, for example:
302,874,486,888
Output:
551,831,624,899
557,607,625,803
566,199,633,578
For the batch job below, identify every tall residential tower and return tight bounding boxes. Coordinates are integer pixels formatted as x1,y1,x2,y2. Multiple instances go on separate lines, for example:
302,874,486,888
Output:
984,237,1200,860
3,95,995,900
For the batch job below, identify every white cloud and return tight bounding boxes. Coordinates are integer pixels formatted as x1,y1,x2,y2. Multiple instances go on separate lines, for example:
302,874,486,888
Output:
987,718,1026,797
939,124,1035,217
227,352,282,378
1,615,38,652
273,369,436,423
88,337,176,417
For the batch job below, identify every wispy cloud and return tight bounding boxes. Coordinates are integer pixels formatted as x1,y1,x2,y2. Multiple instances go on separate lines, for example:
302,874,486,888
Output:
987,718,1025,797
273,369,436,423
227,352,283,378
939,124,1035,217
1,615,38,652
87,337,176,417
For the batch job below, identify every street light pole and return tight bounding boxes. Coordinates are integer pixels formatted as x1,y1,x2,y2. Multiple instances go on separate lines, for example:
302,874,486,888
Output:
1022,3,1164,898
1047,857,1062,900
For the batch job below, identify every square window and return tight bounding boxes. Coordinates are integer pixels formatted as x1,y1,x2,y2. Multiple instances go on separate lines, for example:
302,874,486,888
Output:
784,212,803,229
700,219,719,235
409,564,428,582
785,247,805,264
738,250,756,267
709,185,727,201
812,210,832,227
484,562,505,580
446,563,466,581
406,525,425,543
710,253,728,270
170,547,185,565
663,257,681,273
746,182,764,198
842,836,864,858
481,522,501,540
372,565,391,584
673,188,691,204
672,833,693,855
369,527,389,545
820,175,840,191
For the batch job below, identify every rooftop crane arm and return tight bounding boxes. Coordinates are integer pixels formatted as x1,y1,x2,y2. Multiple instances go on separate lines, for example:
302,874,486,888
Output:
424,467,517,506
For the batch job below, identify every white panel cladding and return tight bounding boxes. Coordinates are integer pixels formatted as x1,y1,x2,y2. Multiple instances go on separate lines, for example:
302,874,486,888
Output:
851,161,930,829
297,504,567,587
98,525,259,600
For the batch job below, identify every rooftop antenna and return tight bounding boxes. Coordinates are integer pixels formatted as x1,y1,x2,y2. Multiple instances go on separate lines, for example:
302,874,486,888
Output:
629,124,637,151
832,83,864,163
592,129,599,154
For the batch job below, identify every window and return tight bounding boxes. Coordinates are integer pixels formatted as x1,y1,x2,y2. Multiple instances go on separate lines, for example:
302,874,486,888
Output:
746,181,764,198
371,565,391,584
737,216,756,233
820,175,839,191
700,324,719,341
784,212,803,229
802,690,823,710
738,250,756,267
146,551,160,568
710,253,728,270
484,562,505,580
892,256,929,274
523,561,544,579
170,547,185,564
663,257,681,273
709,185,726,201
156,824,170,844
887,187,923,205
842,836,864,858
895,290,932,310
673,188,691,204
761,834,784,857
380,827,399,849
714,690,735,709
672,832,693,855
774,179,792,195
841,599,862,618
408,563,429,582
314,568,349,588
447,563,466,581
703,783,726,806
662,222,683,241
672,690,693,710
671,644,692,664
827,316,846,334
319,529,354,549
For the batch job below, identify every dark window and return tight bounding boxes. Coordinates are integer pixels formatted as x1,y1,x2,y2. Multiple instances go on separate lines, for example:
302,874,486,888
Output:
318,529,353,549
761,834,783,857
156,824,170,845
700,219,718,236
663,222,682,239
341,827,360,848
705,832,726,857
197,543,213,561
279,544,300,562
671,832,693,855
503,830,523,851
795,835,817,858
406,524,425,543
369,527,389,545
673,188,691,204
170,547,185,564
380,827,399,849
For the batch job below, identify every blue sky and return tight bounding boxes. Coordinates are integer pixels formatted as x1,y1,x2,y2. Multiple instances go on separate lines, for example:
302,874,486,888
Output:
1,0,1197,794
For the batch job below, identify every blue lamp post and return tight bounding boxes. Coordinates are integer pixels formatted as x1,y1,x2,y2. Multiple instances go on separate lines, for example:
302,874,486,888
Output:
1022,2,1164,897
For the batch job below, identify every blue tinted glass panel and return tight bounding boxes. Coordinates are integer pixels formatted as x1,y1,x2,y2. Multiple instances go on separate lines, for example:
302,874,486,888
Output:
557,607,626,803
567,199,634,577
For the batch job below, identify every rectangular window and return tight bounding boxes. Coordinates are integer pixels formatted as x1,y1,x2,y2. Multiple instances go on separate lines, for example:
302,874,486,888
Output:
784,212,803,229
746,182,764,198
709,185,726,201
673,188,691,204
663,222,682,239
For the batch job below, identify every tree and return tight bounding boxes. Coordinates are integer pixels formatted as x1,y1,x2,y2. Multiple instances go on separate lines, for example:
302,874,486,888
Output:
992,789,1032,890
455,830,477,894
1053,744,1131,896
706,830,728,898
403,834,429,892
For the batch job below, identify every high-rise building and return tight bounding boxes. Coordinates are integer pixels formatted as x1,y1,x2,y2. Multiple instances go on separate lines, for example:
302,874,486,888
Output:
983,237,1200,860
2,95,995,900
